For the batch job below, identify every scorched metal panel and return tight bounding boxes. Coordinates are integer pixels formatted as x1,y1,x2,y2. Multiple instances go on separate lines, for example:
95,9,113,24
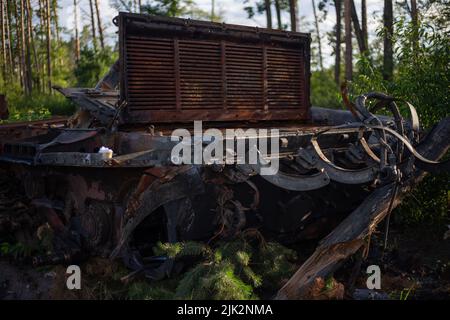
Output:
118,12,311,124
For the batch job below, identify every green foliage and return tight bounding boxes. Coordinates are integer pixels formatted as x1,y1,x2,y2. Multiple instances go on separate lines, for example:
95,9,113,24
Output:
0,242,12,255
389,286,415,300
154,240,211,258
0,40,113,122
74,47,118,87
310,70,342,108
142,0,210,20
349,19,449,227
7,94,74,119
243,0,290,29
251,242,298,290
1,107,52,123
324,275,336,292
150,237,298,300
351,55,388,94
395,174,449,227
71,237,298,300
49,41,78,88
0,82,75,123
0,241,33,259
393,21,449,128
127,280,178,300
175,260,256,300
0,45,115,123
351,20,449,128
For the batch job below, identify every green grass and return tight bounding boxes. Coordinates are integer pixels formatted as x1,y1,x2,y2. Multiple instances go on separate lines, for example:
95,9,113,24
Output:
0,93,75,124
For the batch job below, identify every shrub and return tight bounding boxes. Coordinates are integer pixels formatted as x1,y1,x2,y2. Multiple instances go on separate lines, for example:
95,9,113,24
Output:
349,18,449,228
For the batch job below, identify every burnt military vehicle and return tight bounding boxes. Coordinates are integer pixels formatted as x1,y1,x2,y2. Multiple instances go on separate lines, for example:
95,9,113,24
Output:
0,13,443,279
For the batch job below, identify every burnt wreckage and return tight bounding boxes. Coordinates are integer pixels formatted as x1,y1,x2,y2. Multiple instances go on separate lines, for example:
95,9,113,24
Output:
0,13,448,285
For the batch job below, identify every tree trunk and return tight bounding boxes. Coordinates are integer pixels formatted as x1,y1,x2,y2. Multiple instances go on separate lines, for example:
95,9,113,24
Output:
264,0,272,29
334,0,342,85
5,0,13,78
383,0,393,80
45,0,52,93
410,0,418,26
39,0,46,92
89,0,97,52
0,0,6,79
361,0,368,51
94,0,104,50
312,0,323,71
73,0,80,62
51,0,60,43
21,0,32,95
289,0,298,32
344,0,352,81
274,0,282,29
410,0,419,53
26,0,41,91
54,2,62,69
15,1,26,93
350,0,367,54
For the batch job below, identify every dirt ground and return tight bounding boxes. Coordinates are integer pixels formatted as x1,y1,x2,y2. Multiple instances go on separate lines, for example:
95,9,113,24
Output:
1,223,449,300
356,225,450,300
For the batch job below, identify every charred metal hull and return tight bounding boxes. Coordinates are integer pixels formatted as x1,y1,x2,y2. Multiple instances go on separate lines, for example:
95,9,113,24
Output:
0,108,395,275
0,99,442,281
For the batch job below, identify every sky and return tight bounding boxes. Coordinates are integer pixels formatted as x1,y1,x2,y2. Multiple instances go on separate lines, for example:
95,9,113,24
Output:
59,0,386,67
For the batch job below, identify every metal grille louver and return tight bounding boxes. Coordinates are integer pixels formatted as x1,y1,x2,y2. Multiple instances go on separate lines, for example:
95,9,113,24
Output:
119,13,311,124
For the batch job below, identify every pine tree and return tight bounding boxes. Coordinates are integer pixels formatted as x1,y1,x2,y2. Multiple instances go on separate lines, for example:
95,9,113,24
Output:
312,0,323,70
45,0,52,92
264,0,272,29
350,0,367,54
20,0,32,94
334,0,342,85
94,0,104,50
274,0,282,29
89,0,97,52
344,0,352,81
0,0,6,78
26,0,41,91
289,0,298,31
383,0,393,80
361,0,368,50
73,0,80,62
410,0,419,53
5,0,13,78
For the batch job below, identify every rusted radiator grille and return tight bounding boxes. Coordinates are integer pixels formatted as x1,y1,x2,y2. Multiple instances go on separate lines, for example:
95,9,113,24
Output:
267,47,304,109
179,40,222,109
119,13,311,124
226,44,263,109
127,37,176,109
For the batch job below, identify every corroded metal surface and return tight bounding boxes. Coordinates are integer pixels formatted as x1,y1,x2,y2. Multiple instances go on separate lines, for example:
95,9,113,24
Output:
118,13,311,124
0,117,67,144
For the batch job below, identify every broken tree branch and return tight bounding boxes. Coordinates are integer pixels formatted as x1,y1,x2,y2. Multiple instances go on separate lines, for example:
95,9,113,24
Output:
275,117,450,300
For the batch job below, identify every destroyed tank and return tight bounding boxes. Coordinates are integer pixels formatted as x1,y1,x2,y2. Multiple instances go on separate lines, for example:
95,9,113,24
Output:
0,13,446,280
